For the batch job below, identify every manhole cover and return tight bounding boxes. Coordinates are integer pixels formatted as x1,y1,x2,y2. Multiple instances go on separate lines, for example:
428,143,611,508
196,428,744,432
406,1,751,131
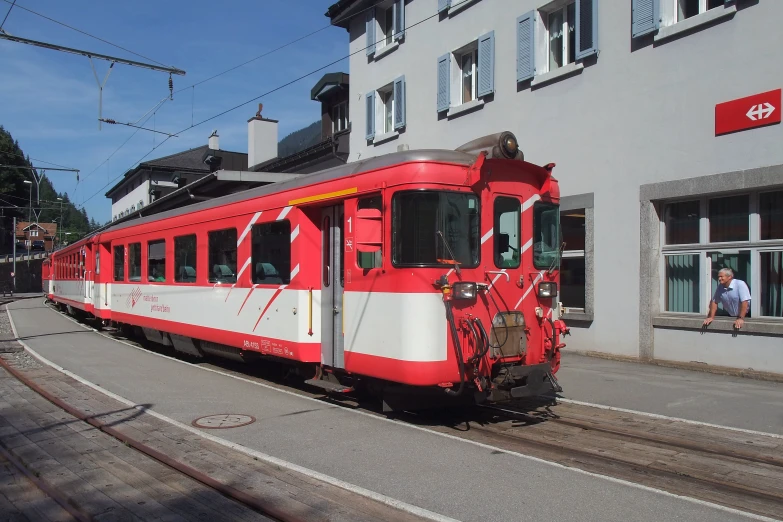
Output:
192,414,256,429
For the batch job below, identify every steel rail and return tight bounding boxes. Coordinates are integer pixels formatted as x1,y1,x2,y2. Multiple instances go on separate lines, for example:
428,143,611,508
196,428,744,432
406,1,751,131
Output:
0,354,305,522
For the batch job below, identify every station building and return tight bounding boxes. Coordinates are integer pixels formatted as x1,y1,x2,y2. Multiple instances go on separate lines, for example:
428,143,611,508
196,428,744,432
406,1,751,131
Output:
325,0,783,375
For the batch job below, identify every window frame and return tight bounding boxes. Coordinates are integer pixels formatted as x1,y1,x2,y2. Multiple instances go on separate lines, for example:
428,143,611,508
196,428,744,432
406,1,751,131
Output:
559,194,594,321
147,238,167,284
493,196,521,270
332,102,348,134
378,85,394,135
113,245,125,282
128,242,142,282
208,228,238,284
174,234,198,284
659,192,783,319
251,220,292,286
544,1,576,74
391,189,481,269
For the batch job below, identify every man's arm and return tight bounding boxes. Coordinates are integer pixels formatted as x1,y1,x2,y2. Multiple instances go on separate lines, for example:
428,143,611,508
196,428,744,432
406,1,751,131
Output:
703,301,718,326
735,282,752,329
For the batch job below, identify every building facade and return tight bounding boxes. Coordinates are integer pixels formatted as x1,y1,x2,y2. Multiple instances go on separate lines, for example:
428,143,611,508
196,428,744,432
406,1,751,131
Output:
105,136,248,223
327,0,783,374
16,221,56,251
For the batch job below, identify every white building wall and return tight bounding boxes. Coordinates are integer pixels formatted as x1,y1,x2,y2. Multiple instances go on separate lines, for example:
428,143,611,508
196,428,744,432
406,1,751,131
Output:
342,0,783,368
111,179,151,221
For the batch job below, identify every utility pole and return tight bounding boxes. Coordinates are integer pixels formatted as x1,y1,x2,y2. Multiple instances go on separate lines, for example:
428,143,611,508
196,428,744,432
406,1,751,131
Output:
57,197,63,247
12,216,16,292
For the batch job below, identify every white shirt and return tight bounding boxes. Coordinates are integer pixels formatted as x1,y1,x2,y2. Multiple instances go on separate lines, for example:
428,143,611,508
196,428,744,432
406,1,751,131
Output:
712,279,751,317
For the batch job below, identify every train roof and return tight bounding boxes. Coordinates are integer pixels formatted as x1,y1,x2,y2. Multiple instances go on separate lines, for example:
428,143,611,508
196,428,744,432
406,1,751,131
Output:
102,148,477,234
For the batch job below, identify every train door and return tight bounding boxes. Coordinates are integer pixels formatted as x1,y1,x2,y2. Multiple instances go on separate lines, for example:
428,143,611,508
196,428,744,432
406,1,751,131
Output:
321,205,345,368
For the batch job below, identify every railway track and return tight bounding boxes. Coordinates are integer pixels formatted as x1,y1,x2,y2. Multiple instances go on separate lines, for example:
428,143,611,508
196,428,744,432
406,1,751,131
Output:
57,308,783,521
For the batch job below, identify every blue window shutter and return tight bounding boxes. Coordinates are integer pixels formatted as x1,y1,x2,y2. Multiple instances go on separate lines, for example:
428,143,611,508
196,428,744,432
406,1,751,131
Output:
438,0,450,14
394,0,404,41
516,12,535,83
477,31,494,97
437,54,450,112
394,76,406,130
366,8,376,55
365,91,375,141
631,0,658,38
575,0,598,60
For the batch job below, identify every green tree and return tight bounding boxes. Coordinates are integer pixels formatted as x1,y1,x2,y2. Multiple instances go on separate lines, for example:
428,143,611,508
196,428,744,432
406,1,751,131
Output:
0,125,95,251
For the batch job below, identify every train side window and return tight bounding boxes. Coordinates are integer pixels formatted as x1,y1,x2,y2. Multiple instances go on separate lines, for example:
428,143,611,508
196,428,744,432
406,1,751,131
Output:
357,196,383,269
128,243,142,282
251,221,290,285
148,240,166,282
494,197,521,269
174,235,197,283
113,246,125,281
208,228,237,283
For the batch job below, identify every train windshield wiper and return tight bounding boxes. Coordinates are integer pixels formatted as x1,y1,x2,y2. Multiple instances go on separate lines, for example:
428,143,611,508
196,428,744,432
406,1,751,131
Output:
436,230,461,277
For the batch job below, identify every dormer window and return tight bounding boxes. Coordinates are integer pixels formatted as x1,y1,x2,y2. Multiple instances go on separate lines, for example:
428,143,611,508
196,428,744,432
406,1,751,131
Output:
333,102,348,134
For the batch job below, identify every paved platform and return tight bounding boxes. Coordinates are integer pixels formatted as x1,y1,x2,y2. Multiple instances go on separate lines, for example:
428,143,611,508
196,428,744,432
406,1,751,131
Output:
558,353,783,435
5,299,768,522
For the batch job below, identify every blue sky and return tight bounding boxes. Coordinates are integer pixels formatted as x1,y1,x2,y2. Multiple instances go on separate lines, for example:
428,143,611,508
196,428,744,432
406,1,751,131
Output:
0,0,347,222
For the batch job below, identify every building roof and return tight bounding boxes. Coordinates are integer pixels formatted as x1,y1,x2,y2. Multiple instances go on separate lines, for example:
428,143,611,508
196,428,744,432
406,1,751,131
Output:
311,72,350,101
105,145,247,198
16,221,56,237
325,0,371,28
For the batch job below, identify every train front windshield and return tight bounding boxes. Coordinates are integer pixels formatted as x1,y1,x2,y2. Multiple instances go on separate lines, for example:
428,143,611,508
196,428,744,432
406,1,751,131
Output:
392,191,480,267
533,202,561,269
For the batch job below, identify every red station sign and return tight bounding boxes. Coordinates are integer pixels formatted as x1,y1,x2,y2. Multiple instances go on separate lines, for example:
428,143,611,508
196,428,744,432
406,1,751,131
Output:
715,89,781,136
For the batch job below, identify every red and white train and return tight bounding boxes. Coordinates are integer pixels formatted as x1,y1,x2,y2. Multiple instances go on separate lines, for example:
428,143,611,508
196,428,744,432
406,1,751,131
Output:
46,132,569,409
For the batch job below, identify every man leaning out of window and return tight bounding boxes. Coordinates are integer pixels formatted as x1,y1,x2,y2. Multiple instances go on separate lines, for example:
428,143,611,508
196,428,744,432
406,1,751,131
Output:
702,268,751,330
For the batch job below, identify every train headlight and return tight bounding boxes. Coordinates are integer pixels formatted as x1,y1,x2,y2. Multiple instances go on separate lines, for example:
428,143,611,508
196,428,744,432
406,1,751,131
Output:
452,282,477,300
499,131,519,159
538,282,557,298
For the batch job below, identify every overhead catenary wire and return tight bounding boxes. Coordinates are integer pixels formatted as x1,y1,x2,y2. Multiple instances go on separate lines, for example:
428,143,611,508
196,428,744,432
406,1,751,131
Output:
0,0,16,31
0,0,169,66
78,0,392,187
0,150,75,170
78,0,475,208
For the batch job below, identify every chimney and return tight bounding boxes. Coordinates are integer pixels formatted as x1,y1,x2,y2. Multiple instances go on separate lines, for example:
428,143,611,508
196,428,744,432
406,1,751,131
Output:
208,130,219,150
247,103,278,169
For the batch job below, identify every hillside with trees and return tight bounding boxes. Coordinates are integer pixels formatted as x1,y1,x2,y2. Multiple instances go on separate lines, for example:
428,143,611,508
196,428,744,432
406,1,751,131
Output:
0,125,98,252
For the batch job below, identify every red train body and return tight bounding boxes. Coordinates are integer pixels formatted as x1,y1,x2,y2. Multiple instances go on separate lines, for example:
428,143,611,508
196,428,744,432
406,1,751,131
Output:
47,133,569,407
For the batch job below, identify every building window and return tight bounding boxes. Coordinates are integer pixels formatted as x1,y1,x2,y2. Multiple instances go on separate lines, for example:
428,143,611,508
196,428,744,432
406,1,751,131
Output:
174,235,197,283
437,32,494,113
494,197,520,269
560,208,585,310
148,240,166,282
30,230,38,237
459,47,478,104
516,2,597,84
546,2,575,73
128,243,142,282
251,221,291,285
333,102,348,134
677,0,724,21
365,77,405,141
208,228,237,283
379,86,394,134
661,190,783,318
366,0,404,57
113,246,124,281
379,4,394,45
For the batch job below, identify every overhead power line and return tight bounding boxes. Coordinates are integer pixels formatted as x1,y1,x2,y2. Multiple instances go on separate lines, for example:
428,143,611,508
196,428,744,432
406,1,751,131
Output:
77,0,389,187
0,0,169,66
0,0,15,31
78,0,473,208
0,150,75,170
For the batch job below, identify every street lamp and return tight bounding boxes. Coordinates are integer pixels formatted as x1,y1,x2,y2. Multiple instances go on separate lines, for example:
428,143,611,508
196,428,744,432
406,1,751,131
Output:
23,180,32,224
